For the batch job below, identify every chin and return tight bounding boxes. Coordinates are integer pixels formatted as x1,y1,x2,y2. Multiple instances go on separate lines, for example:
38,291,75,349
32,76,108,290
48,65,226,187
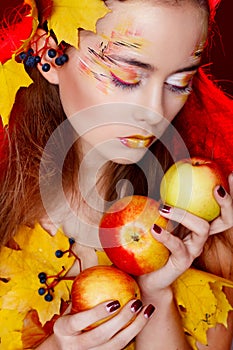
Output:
107,148,148,165
111,155,145,165
112,158,136,165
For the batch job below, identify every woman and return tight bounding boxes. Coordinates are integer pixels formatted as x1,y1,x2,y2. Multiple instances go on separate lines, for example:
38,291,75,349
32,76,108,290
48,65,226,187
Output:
0,0,233,349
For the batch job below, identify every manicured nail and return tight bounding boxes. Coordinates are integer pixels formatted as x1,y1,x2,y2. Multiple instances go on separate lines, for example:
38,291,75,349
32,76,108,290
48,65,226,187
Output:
159,204,171,214
144,304,155,319
106,300,121,313
131,299,143,313
152,224,162,234
217,185,226,198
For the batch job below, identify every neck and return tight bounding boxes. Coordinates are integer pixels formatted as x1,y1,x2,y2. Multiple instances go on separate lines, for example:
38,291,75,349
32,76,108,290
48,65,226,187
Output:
78,142,108,207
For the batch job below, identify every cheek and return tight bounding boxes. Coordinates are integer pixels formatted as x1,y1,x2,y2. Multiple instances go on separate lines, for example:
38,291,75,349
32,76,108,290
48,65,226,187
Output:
164,93,189,122
83,128,108,145
58,56,106,117
59,68,113,117
58,69,83,117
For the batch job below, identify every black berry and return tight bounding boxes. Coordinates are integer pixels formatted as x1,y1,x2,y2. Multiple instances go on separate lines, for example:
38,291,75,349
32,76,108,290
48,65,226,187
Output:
38,272,46,280
38,287,46,295
19,52,27,60
55,250,64,258
44,293,53,302
42,63,51,72
25,56,36,67
48,48,57,58
69,238,75,245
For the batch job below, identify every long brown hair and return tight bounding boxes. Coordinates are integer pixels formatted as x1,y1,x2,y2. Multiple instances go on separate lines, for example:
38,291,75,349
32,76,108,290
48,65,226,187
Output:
0,0,210,247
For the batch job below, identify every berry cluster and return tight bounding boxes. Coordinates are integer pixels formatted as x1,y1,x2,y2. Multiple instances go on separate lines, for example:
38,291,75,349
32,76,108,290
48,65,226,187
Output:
37,238,81,302
19,47,69,72
37,267,66,302
19,48,41,68
48,48,69,67
55,238,76,258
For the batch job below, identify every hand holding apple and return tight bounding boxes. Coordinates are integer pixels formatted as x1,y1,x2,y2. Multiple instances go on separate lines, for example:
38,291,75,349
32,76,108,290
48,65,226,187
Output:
160,157,228,221
99,195,172,276
71,265,140,329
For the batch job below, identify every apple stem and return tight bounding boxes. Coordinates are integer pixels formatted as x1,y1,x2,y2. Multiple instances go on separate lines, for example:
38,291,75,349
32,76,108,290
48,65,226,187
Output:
132,233,140,242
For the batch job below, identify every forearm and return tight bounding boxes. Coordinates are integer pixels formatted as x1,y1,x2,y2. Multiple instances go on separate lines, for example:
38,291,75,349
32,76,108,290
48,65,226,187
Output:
136,288,191,350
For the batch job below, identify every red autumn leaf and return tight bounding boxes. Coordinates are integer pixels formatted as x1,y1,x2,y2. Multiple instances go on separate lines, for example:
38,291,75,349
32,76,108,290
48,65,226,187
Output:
0,0,37,64
36,0,53,23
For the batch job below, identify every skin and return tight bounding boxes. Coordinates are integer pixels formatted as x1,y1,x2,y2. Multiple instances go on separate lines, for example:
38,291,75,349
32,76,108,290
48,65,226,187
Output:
58,2,205,164
35,1,233,349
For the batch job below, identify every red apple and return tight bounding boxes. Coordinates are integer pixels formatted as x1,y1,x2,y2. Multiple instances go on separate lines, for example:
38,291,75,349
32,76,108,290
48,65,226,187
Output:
71,265,140,329
160,157,228,221
99,195,172,276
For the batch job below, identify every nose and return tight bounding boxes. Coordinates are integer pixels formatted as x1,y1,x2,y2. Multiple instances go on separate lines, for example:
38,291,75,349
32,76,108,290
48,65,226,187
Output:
133,81,165,125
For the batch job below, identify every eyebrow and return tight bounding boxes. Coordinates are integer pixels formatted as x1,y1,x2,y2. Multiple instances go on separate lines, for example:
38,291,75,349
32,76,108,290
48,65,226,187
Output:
107,55,154,71
106,55,200,74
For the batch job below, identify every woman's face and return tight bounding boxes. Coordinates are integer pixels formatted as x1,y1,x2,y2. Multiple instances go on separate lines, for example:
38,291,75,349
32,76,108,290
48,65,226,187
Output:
57,0,207,164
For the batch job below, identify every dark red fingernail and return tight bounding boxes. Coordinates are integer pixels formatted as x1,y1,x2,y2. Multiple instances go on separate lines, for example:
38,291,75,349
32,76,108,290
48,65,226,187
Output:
144,304,155,319
131,299,143,313
106,300,121,313
159,204,171,214
152,224,162,234
217,185,226,198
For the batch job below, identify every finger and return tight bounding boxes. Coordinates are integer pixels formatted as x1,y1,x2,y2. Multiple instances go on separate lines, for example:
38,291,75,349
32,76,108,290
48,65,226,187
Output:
159,205,209,240
145,228,189,285
152,224,187,257
214,184,232,209
91,304,156,350
81,299,143,348
151,226,199,269
209,183,233,234
150,224,208,283
228,172,233,198
54,300,121,336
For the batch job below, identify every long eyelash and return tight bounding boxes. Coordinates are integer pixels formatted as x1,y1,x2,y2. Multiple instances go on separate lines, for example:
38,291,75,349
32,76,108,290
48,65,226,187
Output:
110,71,141,90
164,81,193,95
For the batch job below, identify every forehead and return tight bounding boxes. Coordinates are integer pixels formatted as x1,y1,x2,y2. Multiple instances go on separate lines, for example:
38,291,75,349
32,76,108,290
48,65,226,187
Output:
89,1,207,69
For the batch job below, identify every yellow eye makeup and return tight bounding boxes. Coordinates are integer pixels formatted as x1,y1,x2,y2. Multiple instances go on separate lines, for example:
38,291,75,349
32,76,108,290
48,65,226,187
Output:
166,72,195,87
165,71,196,95
110,68,141,90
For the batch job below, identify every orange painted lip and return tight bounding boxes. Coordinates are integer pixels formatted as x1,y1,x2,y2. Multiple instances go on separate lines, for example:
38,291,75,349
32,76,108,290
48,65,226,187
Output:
118,135,155,148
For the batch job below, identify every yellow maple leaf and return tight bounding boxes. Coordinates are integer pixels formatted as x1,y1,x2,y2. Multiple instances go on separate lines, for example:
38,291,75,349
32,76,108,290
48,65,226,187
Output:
0,224,75,325
0,309,26,350
172,268,233,349
96,250,113,266
48,0,110,48
210,281,232,328
0,59,33,126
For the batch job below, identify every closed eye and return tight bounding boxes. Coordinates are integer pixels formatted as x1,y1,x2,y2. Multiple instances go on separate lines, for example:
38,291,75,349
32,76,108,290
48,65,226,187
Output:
164,80,193,95
164,70,196,95
110,71,141,90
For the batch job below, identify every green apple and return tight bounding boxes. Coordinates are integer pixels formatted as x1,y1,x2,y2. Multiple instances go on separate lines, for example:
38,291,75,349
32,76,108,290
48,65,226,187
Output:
160,157,228,221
